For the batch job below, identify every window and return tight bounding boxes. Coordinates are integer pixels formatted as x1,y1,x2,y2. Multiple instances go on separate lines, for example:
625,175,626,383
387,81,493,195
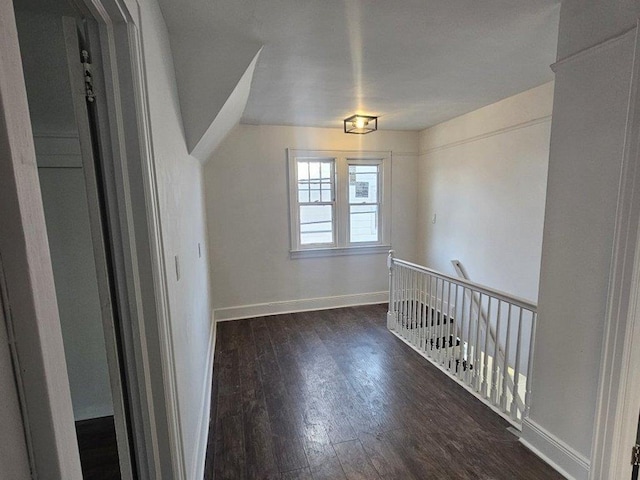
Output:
297,158,335,246
288,149,391,257
349,163,380,243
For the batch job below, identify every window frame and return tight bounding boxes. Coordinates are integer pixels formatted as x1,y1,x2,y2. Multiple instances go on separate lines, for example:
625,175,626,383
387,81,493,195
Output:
288,149,392,258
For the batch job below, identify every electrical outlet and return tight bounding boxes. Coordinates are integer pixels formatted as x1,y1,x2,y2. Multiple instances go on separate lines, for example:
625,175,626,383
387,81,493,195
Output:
198,243,201,258
175,255,180,281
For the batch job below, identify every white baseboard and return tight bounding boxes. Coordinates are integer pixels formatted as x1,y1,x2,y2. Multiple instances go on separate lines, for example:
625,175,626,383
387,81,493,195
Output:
520,418,590,480
214,291,388,322
190,313,217,480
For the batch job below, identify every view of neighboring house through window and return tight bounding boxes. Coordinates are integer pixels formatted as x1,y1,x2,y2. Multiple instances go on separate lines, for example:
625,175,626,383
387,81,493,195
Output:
288,149,391,256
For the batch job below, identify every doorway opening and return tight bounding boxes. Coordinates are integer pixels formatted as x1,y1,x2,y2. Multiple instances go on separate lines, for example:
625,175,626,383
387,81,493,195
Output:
13,0,136,477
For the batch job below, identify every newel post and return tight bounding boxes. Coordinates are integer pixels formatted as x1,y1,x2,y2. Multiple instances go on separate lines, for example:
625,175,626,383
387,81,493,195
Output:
387,250,396,330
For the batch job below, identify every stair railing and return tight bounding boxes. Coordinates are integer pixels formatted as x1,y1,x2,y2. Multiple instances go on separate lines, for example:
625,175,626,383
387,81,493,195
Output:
451,260,525,414
387,251,537,427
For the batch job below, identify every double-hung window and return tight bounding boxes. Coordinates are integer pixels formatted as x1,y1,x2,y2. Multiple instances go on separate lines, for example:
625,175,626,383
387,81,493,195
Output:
288,149,391,257
296,158,336,246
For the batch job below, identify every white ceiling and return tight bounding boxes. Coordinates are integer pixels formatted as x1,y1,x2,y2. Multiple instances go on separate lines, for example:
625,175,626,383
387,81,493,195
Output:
158,0,560,131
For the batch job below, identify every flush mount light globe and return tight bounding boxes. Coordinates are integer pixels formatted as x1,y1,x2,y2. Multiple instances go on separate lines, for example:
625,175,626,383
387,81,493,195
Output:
344,114,378,134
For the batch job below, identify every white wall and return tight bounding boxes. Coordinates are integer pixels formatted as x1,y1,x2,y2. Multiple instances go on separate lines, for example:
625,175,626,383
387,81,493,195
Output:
14,10,77,136
521,3,640,478
38,166,115,420
15,10,114,421
137,0,213,476
417,82,554,303
206,125,419,319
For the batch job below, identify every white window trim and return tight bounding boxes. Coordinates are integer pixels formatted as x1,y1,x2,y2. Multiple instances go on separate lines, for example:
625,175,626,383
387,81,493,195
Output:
287,149,392,258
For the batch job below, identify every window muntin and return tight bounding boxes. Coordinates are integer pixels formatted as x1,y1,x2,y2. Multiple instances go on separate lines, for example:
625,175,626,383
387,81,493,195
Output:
288,149,391,256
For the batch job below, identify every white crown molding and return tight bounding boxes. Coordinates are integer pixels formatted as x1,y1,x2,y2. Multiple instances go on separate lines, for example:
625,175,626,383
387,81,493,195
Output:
419,115,551,156
551,26,637,73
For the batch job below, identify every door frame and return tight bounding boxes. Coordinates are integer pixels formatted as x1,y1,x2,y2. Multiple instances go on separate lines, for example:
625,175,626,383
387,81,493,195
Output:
61,16,135,479
591,19,640,480
0,0,185,477
70,0,186,477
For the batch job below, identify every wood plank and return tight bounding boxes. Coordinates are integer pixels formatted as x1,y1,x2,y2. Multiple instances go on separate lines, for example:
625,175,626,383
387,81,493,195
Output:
309,459,347,480
214,394,245,480
333,440,382,480
242,393,279,480
358,431,417,479
252,318,309,472
281,467,314,480
75,416,121,480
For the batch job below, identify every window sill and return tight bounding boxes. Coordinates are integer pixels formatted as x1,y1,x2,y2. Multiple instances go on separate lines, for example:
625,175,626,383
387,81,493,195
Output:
290,245,391,259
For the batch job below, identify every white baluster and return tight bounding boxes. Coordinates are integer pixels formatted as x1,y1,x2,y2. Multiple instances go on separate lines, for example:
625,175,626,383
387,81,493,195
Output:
399,267,404,337
451,283,459,374
510,308,524,420
481,297,492,397
500,304,513,412
524,311,537,418
458,287,466,380
412,269,417,345
420,273,427,352
409,269,414,344
464,288,474,384
443,280,452,366
473,293,483,391
423,274,430,356
387,250,395,330
403,267,408,338
491,301,501,405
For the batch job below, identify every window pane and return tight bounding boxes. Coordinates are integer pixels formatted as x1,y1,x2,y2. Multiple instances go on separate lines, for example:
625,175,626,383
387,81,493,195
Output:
300,205,333,245
321,162,331,180
349,165,379,203
309,188,321,202
309,162,320,180
297,162,309,181
350,205,378,243
321,185,332,202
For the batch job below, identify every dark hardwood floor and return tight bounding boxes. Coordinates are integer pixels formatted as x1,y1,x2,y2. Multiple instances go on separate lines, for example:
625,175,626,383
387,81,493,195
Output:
205,304,563,480
76,415,121,479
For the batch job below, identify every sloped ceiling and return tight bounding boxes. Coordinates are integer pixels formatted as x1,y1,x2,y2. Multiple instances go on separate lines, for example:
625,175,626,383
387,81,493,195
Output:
160,0,559,132
170,31,262,154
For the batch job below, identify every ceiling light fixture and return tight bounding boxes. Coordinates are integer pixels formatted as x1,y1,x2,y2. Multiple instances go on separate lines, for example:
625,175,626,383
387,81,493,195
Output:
344,114,378,134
